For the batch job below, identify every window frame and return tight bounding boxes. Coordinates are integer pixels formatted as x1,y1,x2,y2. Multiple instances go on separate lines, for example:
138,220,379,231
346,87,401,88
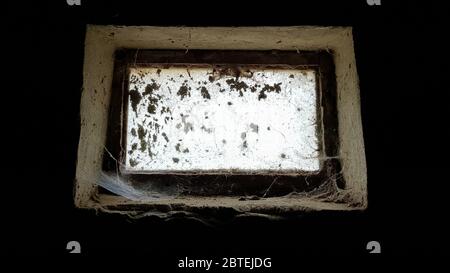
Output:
102,49,343,197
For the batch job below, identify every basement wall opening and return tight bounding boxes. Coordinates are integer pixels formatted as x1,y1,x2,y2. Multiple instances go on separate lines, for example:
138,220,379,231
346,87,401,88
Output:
75,26,367,216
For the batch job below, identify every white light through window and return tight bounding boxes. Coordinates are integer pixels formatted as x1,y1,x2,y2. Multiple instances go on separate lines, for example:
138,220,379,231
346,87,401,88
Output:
125,66,320,173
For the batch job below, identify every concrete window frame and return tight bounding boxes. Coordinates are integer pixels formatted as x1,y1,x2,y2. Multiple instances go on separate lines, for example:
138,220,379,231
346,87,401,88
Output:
75,26,367,214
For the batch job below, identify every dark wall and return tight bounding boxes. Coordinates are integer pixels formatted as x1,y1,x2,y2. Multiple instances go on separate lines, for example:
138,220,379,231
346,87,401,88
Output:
5,0,449,261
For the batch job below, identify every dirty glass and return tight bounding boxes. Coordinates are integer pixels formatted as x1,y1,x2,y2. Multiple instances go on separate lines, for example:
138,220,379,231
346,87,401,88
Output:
125,66,320,173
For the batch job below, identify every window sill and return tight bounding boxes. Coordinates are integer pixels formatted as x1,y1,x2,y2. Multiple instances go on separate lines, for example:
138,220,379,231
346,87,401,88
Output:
91,194,360,215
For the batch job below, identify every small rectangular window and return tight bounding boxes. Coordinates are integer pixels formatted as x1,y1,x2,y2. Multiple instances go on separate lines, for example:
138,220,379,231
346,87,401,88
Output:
103,50,340,196
76,26,368,211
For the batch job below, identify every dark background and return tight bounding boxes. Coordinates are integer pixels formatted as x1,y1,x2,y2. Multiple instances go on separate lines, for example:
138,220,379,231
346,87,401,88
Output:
4,0,449,262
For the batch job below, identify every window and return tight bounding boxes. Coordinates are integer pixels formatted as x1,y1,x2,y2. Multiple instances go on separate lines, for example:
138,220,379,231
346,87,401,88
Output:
126,65,319,173
103,50,340,196
75,26,367,212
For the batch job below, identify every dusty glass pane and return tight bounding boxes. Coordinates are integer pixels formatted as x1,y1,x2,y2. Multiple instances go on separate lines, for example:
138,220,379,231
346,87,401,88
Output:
125,66,320,173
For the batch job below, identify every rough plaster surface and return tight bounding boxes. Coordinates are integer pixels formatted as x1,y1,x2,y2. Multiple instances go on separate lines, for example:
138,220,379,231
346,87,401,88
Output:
75,26,367,213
